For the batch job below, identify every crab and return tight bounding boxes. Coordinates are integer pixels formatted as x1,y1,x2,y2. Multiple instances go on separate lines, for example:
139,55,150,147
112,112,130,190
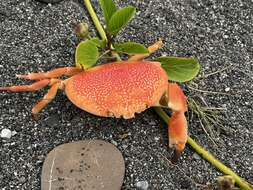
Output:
0,41,188,161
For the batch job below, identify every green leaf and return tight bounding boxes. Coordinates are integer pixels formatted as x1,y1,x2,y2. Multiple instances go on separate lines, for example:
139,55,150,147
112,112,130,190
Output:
89,37,106,48
114,42,149,54
100,39,107,49
89,37,101,46
75,40,99,69
108,6,136,36
99,0,117,25
154,56,200,82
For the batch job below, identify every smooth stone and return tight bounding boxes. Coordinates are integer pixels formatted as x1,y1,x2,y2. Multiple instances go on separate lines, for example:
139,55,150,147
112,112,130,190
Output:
41,140,125,190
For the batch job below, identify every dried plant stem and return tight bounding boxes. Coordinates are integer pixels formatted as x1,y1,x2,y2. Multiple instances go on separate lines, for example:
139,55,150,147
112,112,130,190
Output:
198,65,232,79
188,85,232,96
83,1,252,189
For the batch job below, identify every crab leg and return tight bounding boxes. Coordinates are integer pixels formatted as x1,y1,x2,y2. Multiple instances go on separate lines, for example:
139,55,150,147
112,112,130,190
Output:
0,79,51,91
32,82,60,114
16,67,82,80
128,39,163,61
167,83,188,162
0,78,63,114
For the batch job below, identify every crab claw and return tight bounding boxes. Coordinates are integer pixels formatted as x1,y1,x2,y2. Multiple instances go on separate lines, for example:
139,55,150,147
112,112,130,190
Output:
167,83,188,162
168,111,187,163
168,83,187,113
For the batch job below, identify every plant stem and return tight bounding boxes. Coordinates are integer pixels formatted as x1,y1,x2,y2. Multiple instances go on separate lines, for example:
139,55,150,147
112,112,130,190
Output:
112,51,122,61
154,107,252,190
83,1,252,189
187,137,252,190
83,0,121,61
83,0,107,41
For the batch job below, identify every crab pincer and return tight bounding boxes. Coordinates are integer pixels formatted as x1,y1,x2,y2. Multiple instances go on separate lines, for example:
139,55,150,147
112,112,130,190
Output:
0,61,188,162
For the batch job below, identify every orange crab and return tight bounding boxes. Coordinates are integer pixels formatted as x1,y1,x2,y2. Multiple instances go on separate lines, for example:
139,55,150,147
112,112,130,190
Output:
0,41,188,160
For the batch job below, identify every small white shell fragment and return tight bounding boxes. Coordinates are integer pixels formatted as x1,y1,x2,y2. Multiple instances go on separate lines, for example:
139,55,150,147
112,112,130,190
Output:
1,128,12,139
225,87,230,92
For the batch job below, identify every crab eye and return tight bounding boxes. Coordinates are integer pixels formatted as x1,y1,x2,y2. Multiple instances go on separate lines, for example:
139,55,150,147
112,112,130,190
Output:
159,92,168,107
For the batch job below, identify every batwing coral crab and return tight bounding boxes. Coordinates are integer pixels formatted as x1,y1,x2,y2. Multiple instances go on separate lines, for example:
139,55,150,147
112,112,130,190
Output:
0,41,188,161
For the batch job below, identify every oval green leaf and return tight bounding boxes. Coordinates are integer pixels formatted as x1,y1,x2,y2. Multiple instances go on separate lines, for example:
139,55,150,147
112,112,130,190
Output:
99,0,117,25
114,42,149,54
75,40,99,69
154,56,200,82
108,6,136,36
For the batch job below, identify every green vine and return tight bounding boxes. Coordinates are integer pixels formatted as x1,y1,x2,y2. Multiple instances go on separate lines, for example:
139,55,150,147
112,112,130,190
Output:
83,0,107,41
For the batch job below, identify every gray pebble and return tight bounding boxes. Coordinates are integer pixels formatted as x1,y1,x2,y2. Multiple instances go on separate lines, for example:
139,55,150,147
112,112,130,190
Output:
111,140,118,146
193,153,201,160
11,130,17,137
135,180,149,190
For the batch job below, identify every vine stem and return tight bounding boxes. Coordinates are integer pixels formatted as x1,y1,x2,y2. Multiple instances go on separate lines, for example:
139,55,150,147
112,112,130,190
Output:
83,1,252,189
83,0,107,41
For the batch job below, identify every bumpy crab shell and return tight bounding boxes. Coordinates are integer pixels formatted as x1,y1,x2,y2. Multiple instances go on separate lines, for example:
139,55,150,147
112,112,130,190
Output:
0,60,188,161
65,61,168,119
